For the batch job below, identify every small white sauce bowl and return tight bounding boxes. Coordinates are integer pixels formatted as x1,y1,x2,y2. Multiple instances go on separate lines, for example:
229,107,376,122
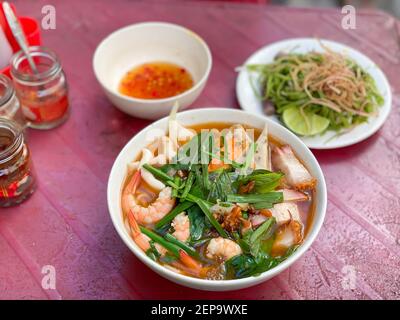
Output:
93,22,212,120
107,108,327,291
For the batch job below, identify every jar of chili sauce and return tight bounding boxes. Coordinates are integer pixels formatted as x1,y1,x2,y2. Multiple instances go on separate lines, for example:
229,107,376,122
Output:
0,118,36,207
11,46,69,129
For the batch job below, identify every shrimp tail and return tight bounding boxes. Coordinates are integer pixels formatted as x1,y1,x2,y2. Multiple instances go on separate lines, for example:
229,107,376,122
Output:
179,251,201,270
171,252,205,277
127,210,140,237
127,170,142,194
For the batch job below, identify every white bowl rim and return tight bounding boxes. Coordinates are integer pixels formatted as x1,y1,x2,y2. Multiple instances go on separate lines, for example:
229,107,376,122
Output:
93,21,213,105
107,108,327,290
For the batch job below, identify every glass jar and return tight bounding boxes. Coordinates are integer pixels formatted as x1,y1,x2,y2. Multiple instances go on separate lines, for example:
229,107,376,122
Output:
0,118,36,207
0,74,26,127
11,46,70,130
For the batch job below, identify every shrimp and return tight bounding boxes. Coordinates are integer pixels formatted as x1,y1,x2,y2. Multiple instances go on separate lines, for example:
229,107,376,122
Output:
127,212,203,275
122,170,141,215
126,210,166,256
206,237,242,261
133,187,175,225
171,212,190,242
122,170,175,225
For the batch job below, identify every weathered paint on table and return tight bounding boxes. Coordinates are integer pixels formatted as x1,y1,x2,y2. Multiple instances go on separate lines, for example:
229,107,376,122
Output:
1,0,399,300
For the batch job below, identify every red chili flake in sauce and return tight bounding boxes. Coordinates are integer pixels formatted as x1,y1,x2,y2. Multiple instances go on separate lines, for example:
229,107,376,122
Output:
118,62,194,99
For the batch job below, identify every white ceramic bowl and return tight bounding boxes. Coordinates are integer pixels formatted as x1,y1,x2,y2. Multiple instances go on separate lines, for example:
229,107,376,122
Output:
93,22,212,120
107,108,327,291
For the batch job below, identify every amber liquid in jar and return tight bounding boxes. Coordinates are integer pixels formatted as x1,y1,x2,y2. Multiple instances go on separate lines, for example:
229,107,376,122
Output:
0,119,35,207
118,62,194,99
18,90,69,124
11,46,70,130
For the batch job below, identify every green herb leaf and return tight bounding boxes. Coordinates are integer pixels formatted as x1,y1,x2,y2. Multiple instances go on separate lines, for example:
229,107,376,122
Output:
236,170,284,194
207,170,235,202
239,218,276,257
226,244,297,279
187,205,206,242
225,252,279,278
227,192,283,204
187,194,228,238
249,218,276,256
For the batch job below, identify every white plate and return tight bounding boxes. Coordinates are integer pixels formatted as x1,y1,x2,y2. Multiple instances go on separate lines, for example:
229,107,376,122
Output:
236,38,392,149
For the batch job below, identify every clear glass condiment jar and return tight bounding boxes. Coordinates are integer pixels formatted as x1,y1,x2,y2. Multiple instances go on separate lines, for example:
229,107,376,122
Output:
11,46,70,130
0,74,26,127
0,118,36,207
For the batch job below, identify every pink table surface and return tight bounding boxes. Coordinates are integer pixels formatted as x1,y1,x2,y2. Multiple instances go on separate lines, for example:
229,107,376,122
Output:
1,0,400,300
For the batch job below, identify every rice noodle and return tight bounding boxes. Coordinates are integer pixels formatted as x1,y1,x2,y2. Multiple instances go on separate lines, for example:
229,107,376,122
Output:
298,50,377,116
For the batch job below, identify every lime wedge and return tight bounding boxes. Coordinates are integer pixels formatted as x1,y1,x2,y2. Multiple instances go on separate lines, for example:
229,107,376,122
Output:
282,106,330,136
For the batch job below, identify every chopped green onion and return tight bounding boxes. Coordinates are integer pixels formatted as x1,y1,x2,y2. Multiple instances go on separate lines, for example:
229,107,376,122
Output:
227,192,283,204
142,164,174,182
155,201,194,229
165,233,200,259
146,240,161,261
171,176,181,198
139,226,181,258
202,163,210,190
180,171,194,199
